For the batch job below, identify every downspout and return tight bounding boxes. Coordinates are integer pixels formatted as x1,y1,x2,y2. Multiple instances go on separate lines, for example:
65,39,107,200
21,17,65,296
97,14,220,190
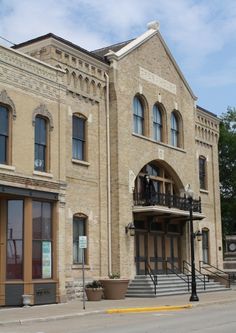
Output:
104,72,112,276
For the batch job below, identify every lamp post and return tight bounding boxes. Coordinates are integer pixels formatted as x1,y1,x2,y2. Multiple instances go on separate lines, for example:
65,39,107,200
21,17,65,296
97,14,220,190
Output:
185,185,199,302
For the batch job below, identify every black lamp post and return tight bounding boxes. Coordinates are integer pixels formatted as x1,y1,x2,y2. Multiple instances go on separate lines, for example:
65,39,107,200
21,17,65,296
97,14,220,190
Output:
185,185,199,302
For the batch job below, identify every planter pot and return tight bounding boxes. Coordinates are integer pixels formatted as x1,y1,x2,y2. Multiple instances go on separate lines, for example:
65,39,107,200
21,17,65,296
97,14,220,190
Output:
100,279,129,300
85,288,103,301
22,294,32,307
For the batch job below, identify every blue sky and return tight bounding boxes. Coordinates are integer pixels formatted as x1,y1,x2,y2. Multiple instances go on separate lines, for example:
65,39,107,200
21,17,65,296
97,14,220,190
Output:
0,0,236,116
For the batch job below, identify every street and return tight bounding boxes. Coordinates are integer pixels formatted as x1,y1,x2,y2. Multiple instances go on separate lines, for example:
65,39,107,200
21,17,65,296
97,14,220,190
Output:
1,301,236,333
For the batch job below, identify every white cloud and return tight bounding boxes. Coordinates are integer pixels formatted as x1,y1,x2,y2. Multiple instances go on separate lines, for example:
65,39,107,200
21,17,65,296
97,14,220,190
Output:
0,0,236,96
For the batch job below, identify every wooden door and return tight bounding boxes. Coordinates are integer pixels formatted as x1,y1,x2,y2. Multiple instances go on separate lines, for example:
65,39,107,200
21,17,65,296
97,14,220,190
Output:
165,235,180,272
149,233,165,274
135,232,147,275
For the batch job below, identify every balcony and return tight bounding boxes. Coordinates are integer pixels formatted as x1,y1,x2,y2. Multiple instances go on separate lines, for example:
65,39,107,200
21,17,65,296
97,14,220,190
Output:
133,191,201,213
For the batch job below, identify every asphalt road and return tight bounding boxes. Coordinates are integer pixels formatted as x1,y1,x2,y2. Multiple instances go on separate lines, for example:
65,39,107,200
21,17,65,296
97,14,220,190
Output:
1,301,236,333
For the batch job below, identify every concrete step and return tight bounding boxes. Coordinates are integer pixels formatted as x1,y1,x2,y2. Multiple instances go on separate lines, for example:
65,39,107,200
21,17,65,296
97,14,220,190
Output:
126,274,230,298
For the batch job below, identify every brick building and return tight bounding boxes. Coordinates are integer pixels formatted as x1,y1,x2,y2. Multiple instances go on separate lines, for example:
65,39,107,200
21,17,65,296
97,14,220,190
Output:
0,22,222,305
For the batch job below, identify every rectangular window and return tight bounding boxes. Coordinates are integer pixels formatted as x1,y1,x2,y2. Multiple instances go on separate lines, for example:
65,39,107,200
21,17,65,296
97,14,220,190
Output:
199,157,207,190
73,216,86,264
7,200,24,279
0,106,9,164
202,230,209,264
72,116,85,160
32,201,52,279
35,117,47,172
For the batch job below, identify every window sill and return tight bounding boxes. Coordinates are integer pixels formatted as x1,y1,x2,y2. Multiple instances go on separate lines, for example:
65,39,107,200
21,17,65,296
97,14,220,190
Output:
72,264,90,270
32,279,57,283
72,159,90,167
200,189,209,194
33,171,53,178
132,133,186,153
0,164,15,171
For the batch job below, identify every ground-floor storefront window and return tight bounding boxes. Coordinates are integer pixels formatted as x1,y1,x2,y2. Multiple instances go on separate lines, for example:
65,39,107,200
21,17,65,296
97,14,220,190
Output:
0,187,58,306
32,201,52,279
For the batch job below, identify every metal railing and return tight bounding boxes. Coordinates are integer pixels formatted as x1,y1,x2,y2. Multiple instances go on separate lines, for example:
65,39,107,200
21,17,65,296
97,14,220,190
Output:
199,261,231,288
164,260,191,291
133,191,201,213
145,261,158,295
183,260,209,290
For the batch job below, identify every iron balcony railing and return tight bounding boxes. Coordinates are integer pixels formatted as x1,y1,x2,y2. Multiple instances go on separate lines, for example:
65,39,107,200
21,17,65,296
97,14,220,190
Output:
133,191,201,213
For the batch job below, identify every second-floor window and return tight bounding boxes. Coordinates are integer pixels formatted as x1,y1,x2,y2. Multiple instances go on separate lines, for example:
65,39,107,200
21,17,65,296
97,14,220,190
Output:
133,96,144,135
171,112,179,147
35,116,48,172
199,156,207,190
153,104,162,141
72,115,86,161
0,105,9,164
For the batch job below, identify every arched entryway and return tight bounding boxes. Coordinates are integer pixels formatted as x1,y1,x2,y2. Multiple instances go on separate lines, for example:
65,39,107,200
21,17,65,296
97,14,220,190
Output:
133,160,187,275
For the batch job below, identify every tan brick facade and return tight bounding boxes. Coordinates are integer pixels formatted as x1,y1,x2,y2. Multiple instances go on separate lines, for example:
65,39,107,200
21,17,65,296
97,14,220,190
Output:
0,24,222,305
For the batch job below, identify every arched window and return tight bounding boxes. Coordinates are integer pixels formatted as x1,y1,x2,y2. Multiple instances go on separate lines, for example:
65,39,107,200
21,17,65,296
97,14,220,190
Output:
73,214,87,264
0,105,10,164
199,156,207,190
34,116,48,172
153,104,162,141
72,114,86,161
171,112,179,147
133,96,144,135
135,162,177,199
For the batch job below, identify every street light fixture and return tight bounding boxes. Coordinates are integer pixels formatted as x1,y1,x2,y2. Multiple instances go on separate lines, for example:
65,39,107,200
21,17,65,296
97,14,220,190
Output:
185,184,199,302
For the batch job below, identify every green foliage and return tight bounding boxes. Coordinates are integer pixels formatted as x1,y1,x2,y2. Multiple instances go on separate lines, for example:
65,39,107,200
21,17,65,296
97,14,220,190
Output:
108,273,120,279
85,280,103,289
219,107,236,237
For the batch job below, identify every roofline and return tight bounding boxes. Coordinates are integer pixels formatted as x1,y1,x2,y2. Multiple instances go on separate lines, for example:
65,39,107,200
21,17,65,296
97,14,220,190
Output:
105,28,197,101
92,38,135,54
157,31,197,101
12,33,108,64
196,105,218,118
0,42,65,74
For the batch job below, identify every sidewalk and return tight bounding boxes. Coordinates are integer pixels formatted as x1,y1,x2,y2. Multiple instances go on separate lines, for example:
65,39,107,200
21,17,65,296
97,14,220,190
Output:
0,290,236,326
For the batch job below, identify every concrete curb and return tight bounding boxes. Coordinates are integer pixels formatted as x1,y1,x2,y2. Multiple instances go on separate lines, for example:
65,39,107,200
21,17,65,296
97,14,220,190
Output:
106,304,192,314
0,310,106,326
1,294,236,326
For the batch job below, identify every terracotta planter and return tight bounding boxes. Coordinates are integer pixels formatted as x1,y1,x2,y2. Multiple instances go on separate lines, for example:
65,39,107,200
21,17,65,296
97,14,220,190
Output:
85,288,103,301
100,279,129,300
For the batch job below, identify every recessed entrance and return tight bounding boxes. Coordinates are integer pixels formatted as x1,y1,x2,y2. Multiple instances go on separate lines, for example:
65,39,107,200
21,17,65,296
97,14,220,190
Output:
134,220,182,275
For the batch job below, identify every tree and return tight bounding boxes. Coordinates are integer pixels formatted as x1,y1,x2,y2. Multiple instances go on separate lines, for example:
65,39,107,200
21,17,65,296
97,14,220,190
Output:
218,107,236,237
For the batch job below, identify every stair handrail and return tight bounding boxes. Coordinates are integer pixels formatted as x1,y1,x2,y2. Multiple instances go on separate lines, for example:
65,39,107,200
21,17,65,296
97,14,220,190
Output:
145,261,158,295
183,260,209,290
199,261,231,288
164,260,190,291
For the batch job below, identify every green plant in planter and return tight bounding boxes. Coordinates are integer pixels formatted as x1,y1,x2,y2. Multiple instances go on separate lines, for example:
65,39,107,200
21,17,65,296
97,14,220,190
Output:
108,273,120,279
85,280,103,289
85,280,103,301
